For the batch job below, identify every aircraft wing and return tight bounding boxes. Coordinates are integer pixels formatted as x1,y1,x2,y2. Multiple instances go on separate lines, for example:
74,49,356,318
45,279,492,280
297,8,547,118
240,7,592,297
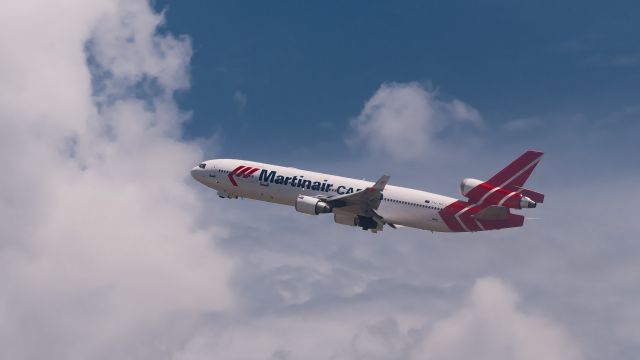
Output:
324,175,389,210
321,175,397,229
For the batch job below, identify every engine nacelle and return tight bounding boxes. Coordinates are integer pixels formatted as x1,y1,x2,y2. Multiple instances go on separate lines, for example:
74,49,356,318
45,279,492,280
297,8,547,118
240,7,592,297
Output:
295,195,332,215
460,178,483,197
519,196,537,208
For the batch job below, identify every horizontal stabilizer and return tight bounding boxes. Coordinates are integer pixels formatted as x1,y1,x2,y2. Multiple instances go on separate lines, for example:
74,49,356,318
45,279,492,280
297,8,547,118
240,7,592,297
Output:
513,187,545,203
473,205,510,221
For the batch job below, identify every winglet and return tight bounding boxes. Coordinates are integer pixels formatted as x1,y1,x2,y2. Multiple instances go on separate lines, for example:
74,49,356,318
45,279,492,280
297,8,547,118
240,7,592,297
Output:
371,175,390,192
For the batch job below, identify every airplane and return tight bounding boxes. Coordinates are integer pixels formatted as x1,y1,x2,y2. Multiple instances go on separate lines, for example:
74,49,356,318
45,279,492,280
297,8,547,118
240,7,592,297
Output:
190,150,544,233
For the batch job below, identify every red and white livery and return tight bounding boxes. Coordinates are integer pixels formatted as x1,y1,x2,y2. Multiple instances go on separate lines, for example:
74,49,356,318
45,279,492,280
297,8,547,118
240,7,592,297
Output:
191,150,544,233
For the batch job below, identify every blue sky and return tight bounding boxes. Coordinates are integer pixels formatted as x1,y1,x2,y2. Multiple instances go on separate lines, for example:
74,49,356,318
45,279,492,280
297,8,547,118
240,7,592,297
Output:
157,0,640,161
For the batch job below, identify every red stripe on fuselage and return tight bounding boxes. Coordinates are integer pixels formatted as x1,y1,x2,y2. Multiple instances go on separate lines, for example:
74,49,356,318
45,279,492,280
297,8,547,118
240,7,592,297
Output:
235,167,252,177
464,181,524,208
458,206,483,232
243,168,259,178
439,201,525,232
439,201,467,232
228,165,246,186
464,182,495,202
483,187,515,206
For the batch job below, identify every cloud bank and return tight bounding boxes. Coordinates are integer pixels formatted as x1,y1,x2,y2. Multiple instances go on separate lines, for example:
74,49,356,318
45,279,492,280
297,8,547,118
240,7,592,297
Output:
175,277,581,360
0,1,232,359
413,277,582,360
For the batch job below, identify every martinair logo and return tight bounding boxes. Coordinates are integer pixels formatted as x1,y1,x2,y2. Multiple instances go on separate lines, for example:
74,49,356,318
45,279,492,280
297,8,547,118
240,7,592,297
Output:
229,165,357,195
228,165,260,186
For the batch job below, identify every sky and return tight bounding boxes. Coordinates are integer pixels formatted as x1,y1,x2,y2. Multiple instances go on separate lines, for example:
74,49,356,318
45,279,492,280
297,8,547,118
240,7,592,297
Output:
0,1,639,359
155,0,640,161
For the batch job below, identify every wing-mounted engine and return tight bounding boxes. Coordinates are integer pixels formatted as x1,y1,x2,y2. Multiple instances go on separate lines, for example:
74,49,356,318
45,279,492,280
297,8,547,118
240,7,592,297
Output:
460,178,540,209
295,195,332,215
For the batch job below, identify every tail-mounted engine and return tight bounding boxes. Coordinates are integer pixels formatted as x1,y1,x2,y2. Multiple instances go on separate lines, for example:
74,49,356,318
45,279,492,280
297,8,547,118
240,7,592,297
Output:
295,195,332,215
460,178,542,209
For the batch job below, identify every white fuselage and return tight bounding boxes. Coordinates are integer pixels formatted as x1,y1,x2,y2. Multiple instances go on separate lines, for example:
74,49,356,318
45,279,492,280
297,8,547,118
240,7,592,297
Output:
191,159,458,232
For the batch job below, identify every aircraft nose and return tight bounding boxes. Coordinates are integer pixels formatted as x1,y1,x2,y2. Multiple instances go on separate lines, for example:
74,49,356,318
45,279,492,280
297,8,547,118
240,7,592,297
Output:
191,165,204,181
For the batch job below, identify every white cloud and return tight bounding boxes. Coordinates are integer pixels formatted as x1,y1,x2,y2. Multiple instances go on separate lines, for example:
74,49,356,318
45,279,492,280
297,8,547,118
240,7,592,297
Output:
174,277,582,360
0,1,233,359
348,82,482,161
233,90,248,114
174,304,425,360
412,277,583,360
503,117,541,131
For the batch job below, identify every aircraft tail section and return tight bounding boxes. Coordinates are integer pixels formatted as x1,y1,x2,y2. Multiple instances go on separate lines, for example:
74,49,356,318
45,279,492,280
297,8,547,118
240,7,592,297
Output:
439,200,525,232
461,150,544,209
513,186,545,203
487,150,543,189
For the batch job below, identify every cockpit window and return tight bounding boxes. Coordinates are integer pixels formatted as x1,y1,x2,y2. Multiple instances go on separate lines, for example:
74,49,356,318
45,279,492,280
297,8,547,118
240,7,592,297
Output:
198,163,206,169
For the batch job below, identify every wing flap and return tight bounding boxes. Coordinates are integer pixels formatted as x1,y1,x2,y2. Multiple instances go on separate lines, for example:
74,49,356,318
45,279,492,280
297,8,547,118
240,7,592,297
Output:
326,174,389,210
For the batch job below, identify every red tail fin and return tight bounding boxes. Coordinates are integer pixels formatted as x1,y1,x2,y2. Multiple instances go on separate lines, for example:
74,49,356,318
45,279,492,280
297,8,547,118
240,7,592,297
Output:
487,150,543,188
463,150,544,208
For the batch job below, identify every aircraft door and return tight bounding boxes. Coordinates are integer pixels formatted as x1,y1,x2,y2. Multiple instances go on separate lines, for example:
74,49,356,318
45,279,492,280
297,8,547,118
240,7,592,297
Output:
208,163,220,185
